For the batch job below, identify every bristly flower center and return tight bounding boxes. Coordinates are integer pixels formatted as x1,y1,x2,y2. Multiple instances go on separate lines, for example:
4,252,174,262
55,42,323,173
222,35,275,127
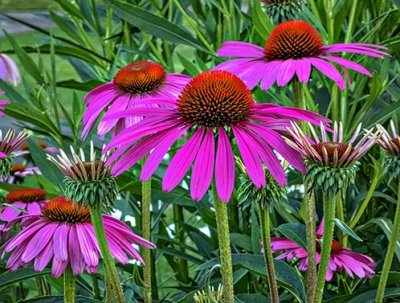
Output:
177,71,254,128
114,61,166,95
264,20,323,60
6,188,46,203
42,197,91,223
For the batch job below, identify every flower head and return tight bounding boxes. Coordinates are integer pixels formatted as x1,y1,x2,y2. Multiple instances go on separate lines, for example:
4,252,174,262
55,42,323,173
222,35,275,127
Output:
0,129,31,178
0,54,21,86
215,20,389,90
47,142,117,209
261,0,306,23
5,164,41,184
286,121,379,196
376,121,400,180
0,188,47,239
1,196,155,277
271,220,376,281
104,70,328,202
82,61,190,138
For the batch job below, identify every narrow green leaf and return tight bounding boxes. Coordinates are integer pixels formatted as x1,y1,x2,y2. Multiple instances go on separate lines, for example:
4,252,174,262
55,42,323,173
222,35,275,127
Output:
105,0,208,52
0,268,50,289
334,218,363,242
4,32,45,84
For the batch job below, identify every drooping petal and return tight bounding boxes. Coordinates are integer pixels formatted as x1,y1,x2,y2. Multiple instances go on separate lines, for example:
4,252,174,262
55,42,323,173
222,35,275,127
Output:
216,41,265,58
309,58,345,89
190,130,215,201
322,56,372,77
215,128,235,203
163,129,204,192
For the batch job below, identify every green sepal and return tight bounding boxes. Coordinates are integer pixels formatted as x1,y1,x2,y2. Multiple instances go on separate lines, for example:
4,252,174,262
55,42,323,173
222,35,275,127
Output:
305,162,359,199
0,156,13,179
262,0,306,24
63,176,118,211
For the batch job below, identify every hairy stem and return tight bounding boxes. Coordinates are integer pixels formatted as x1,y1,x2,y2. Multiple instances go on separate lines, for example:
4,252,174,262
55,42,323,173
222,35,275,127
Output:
375,178,400,303
304,188,317,302
258,205,280,303
213,186,234,303
64,267,76,303
314,193,337,303
141,178,153,303
90,207,125,303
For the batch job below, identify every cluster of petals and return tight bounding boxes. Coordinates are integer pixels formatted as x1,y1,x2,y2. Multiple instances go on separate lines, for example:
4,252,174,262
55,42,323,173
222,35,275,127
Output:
0,129,31,160
0,188,47,239
215,20,388,90
286,121,380,168
103,70,329,202
271,220,376,280
82,61,190,138
1,197,156,277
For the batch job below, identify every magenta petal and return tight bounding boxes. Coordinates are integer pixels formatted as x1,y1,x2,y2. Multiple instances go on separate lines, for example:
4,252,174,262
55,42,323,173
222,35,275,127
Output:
1,202,26,222
68,225,85,275
190,130,215,201
140,126,187,181
295,59,312,83
216,41,265,58
260,61,282,90
277,59,296,86
309,58,345,89
22,222,58,262
34,240,54,271
321,56,372,77
163,129,204,192
3,220,47,253
52,256,68,278
53,224,70,261
232,125,265,188
247,123,306,173
215,129,235,203
76,224,99,267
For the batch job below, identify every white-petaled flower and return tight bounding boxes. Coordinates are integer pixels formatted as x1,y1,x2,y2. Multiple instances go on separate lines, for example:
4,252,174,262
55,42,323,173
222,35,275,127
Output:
47,142,118,209
0,129,31,178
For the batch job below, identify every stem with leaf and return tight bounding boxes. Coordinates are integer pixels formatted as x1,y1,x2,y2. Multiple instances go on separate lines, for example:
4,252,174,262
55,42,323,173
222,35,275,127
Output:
375,178,400,303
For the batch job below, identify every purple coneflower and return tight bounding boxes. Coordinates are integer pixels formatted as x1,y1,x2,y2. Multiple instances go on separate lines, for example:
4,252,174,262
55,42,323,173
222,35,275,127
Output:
0,54,21,86
286,121,379,194
0,188,47,239
0,129,31,178
271,220,376,281
83,61,190,138
104,70,328,202
1,196,155,277
5,164,41,184
215,20,388,90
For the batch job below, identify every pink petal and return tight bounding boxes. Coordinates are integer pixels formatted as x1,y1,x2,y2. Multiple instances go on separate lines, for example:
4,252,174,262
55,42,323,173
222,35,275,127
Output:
216,41,265,58
190,130,215,201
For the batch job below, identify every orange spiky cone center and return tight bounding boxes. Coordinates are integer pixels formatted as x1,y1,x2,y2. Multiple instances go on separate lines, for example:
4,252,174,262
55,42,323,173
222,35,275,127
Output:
42,196,91,223
6,188,46,203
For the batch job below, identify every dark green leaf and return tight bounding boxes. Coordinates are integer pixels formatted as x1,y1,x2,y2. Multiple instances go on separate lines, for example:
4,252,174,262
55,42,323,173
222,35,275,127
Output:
334,218,363,242
276,223,307,248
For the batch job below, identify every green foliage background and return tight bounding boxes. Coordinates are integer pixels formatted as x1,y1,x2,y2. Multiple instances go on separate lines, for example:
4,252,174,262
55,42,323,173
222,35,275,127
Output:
0,0,400,302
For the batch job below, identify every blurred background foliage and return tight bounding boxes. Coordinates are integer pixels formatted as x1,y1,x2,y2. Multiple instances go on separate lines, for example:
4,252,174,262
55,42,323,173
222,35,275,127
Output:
0,0,400,302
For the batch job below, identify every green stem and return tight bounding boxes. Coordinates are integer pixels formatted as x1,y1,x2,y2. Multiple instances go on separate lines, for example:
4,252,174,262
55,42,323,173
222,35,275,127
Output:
90,207,125,303
64,267,76,303
36,277,44,296
292,79,305,110
344,0,359,44
304,188,317,303
375,178,400,303
213,186,234,303
314,193,337,303
141,178,153,303
349,175,380,229
331,85,339,122
258,205,280,303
